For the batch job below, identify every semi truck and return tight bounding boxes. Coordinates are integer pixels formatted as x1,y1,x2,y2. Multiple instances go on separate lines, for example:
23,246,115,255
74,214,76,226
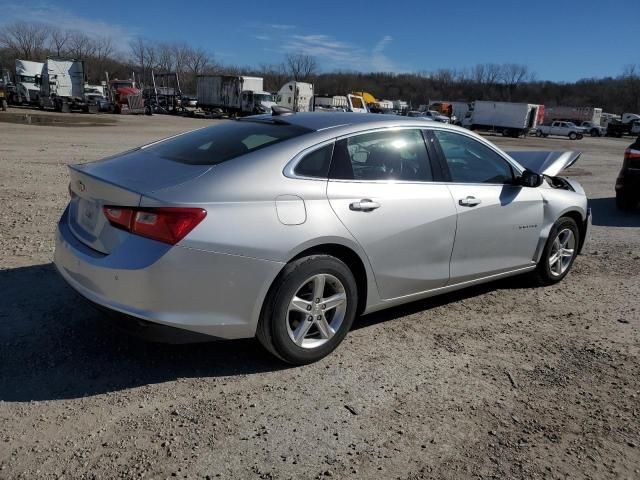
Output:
105,76,146,114
13,59,43,105
196,75,276,116
276,81,314,112
37,58,96,113
606,113,640,137
544,106,603,126
463,101,543,137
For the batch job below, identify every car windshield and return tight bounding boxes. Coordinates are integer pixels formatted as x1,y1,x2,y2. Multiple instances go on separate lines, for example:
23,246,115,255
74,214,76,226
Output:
255,93,274,103
145,121,311,165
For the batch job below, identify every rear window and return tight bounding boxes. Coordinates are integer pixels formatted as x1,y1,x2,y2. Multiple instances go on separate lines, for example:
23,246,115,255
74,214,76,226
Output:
145,121,311,165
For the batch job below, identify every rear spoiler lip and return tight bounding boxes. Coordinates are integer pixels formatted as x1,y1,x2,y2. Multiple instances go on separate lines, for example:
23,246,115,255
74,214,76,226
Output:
505,150,582,177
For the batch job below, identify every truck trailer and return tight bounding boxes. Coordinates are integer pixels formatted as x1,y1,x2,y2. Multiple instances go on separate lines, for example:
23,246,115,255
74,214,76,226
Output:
463,101,543,137
544,106,603,126
196,75,275,116
276,81,314,112
38,58,96,113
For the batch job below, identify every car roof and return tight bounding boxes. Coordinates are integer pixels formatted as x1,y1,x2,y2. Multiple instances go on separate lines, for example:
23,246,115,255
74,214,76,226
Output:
247,112,434,132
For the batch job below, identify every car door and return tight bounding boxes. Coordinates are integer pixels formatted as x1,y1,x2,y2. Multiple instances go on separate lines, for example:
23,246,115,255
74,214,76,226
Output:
326,128,457,300
429,129,544,284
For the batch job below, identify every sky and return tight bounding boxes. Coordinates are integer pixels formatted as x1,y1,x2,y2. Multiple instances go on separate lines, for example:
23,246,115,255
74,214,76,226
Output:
1,0,638,82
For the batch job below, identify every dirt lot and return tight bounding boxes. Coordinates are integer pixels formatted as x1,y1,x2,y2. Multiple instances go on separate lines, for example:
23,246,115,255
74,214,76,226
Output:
0,108,638,479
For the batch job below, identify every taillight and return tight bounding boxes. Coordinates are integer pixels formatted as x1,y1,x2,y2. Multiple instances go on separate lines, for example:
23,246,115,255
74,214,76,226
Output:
103,206,206,245
624,148,640,169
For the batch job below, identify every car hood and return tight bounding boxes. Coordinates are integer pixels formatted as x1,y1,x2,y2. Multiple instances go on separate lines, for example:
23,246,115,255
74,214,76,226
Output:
506,150,582,176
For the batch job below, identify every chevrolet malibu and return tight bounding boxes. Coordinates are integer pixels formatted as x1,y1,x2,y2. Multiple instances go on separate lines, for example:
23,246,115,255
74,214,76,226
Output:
55,113,591,364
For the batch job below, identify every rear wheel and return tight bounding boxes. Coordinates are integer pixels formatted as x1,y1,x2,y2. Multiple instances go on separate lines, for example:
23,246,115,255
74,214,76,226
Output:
536,130,543,137
531,217,580,285
256,255,358,364
569,132,577,140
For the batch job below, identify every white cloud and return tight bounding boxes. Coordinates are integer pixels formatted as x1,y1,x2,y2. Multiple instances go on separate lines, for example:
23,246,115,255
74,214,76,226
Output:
372,35,394,72
282,33,398,72
0,1,139,53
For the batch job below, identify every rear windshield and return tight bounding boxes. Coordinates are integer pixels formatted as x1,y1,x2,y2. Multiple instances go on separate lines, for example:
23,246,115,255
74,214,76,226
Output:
145,120,311,165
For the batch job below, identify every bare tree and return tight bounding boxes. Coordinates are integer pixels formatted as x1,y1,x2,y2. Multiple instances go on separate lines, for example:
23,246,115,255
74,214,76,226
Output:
499,63,530,100
67,32,96,60
285,52,317,82
49,27,71,57
0,21,50,60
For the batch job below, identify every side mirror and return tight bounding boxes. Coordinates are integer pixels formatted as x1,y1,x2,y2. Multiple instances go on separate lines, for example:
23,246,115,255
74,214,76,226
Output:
520,169,543,187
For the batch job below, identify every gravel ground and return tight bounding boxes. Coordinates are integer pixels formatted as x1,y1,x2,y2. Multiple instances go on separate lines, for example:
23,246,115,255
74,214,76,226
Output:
0,108,638,479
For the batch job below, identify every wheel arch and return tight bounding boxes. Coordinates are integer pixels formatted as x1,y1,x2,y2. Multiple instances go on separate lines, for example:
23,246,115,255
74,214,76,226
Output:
561,209,588,253
287,243,370,316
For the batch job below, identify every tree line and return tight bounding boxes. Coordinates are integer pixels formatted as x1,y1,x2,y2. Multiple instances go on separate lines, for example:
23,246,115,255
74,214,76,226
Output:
1,21,639,113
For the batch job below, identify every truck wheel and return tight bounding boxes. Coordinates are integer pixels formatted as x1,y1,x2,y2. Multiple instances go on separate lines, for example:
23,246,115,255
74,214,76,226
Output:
577,133,583,140
569,132,577,140
536,130,543,137
590,129,599,137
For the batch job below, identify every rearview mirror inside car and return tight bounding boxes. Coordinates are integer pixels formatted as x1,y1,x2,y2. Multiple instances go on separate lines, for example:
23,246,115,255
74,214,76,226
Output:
520,169,543,187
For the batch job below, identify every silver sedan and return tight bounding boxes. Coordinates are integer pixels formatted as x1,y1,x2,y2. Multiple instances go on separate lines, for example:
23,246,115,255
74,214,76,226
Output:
54,113,591,364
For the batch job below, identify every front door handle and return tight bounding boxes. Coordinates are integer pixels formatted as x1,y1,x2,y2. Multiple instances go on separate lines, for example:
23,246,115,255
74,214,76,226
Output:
350,199,381,211
458,196,481,207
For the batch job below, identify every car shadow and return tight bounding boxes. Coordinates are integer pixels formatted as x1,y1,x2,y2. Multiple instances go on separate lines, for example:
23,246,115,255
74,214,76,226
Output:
589,197,640,227
0,263,538,403
354,275,533,331
0,263,287,403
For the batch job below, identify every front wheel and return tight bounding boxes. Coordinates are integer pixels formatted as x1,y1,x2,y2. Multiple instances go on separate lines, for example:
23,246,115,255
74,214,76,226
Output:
531,217,580,285
536,130,543,137
256,255,358,364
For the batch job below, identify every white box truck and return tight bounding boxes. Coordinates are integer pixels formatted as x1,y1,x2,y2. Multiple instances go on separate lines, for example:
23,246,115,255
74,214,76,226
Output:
13,59,44,105
276,81,314,112
463,101,542,137
196,75,275,116
38,58,96,113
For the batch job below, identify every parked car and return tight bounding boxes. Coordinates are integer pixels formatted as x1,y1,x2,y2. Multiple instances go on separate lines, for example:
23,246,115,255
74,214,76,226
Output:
578,121,606,137
615,136,640,210
182,95,197,108
407,110,449,123
54,113,590,364
536,121,584,140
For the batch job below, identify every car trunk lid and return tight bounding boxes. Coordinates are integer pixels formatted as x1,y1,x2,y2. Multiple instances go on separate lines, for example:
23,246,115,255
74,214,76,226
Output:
67,149,212,254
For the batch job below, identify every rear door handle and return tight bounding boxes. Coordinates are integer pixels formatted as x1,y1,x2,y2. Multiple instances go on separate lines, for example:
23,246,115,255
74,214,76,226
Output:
458,196,481,207
350,199,381,211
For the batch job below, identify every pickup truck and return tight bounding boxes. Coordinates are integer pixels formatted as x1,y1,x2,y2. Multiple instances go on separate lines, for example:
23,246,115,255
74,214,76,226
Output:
579,121,606,137
536,121,584,140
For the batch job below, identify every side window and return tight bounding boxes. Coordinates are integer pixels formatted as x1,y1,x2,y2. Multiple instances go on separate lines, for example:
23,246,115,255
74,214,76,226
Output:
329,129,433,181
432,130,514,184
294,143,334,178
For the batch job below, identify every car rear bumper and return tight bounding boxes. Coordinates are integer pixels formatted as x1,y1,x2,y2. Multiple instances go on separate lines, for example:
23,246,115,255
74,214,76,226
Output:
54,208,284,340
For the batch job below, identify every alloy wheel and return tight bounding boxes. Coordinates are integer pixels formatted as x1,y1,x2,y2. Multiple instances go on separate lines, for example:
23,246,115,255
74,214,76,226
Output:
286,274,347,349
548,228,576,277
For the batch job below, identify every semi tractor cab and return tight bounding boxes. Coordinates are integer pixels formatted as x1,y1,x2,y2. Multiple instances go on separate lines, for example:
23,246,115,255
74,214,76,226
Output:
13,59,43,105
37,58,97,113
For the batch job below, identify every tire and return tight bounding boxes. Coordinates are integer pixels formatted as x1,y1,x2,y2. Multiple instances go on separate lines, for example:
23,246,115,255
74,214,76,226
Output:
536,130,543,137
0,99,7,111
569,132,577,140
256,255,358,365
531,217,580,285
590,129,598,137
